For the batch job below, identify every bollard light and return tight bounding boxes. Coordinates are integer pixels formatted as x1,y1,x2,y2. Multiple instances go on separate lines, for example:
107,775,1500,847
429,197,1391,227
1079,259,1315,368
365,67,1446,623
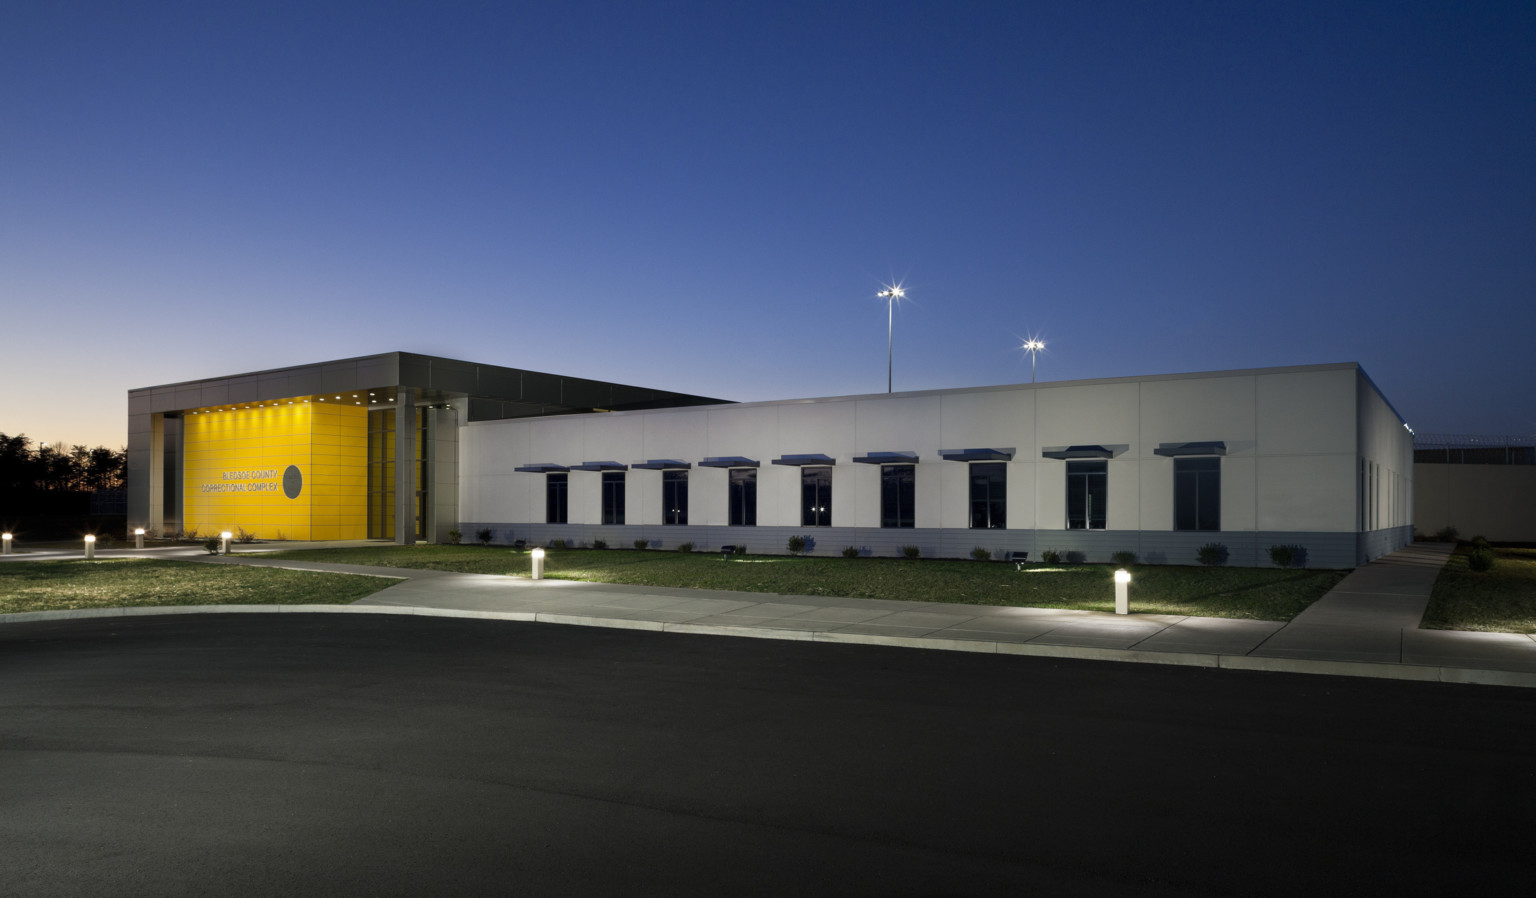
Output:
530,547,546,580
221,531,233,555
1114,568,1131,615
2,533,11,555
135,528,145,549
84,534,96,560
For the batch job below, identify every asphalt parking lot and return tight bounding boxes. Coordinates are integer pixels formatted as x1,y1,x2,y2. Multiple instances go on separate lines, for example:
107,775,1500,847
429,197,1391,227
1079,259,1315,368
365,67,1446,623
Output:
3,613,1534,896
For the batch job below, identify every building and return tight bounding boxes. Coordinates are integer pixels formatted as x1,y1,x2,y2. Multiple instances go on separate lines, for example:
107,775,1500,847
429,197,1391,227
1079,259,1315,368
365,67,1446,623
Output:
128,356,1414,567
1413,434,1536,542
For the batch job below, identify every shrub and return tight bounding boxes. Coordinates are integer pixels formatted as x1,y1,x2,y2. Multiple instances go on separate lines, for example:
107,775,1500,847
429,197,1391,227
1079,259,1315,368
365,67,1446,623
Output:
476,528,494,546
203,537,221,555
1268,544,1295,568
551,539,568,550
733,544,747,556
182,528,200,541
676,541,693,553
971,546,992,561
1040,549,1062,564
1470,535,1490,549
633,539,650,550
273,529,287,541
1434,525,1459,542
1065,550,1086,564
1111,551,1137,566
448,528,462,545
235,526,257,544
900,545,920,559
1197,543,1228,566
841,545,860,559
1468,548,1495,572
592,538,608,550
787,535,807,555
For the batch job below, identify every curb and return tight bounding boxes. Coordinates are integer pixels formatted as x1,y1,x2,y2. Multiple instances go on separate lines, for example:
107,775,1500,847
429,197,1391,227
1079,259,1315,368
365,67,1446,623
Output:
4,602,1534,690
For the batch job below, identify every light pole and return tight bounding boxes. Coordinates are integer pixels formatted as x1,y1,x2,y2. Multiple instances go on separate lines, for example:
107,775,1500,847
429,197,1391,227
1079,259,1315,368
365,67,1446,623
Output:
877,285,905,393
1022,338,1045,383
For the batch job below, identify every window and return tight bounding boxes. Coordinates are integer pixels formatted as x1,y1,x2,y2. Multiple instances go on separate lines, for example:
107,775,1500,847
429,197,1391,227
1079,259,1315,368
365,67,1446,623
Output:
801,466,832,527
1066,460,1106,530
601,471,625,525
662,470,688,525
880,464,915,528
728,468,756,526
546,472,568,524
969,463,1006,529
1174,457,1220,531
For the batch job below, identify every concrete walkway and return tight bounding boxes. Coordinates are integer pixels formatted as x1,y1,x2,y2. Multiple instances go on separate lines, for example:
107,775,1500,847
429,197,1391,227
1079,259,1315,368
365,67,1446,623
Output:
6,540,1535,687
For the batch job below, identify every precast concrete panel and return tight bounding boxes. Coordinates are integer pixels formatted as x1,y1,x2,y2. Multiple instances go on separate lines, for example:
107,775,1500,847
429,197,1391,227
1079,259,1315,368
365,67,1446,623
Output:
1106,458,1140,531
761,462,797,528
854,395,942,455
581,414,645,464
1138,376,1255,449
528,417,585,465
939,390,1034,451
695,464,725,527
1221,456,1258,531
937,460,971,530
778,400,856,456
1034,459,1066,530
1139,458,1175,530
1009,460,1037,530
641,411,709,464
850,462,880,529
632,468,660,528
570,468,599,525
830,463,852,529
707,405,779,458
913,461,942,530
1035,382,1138,450
1256,455,1356,531
1256,368,1355,455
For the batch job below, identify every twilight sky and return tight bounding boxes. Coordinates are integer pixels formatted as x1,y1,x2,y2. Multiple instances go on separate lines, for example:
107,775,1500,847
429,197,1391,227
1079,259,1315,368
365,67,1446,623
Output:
2,0,1533,450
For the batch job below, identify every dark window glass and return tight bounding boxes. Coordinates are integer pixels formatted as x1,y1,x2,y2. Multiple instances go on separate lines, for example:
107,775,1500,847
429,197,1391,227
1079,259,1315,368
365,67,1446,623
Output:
546,473,568,524
969,463,1006,529
1174,457,1220,531
728,468,757,526
601,471,625,525
801,466,832,527
880,465,915,528
1066,460,1107,530
662,470,688,526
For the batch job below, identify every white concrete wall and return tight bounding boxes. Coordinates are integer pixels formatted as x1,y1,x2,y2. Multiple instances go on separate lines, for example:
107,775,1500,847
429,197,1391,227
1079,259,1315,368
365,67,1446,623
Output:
458,363,1375,538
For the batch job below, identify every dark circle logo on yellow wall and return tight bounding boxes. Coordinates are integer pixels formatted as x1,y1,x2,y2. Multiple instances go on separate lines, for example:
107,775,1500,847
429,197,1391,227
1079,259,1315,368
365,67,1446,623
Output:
283,465,303,499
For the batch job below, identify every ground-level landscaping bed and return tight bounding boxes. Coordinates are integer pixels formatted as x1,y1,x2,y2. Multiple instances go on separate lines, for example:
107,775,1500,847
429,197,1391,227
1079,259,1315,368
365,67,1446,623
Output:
263,545,1347,622
0,558,394,615
1423,546,1536,633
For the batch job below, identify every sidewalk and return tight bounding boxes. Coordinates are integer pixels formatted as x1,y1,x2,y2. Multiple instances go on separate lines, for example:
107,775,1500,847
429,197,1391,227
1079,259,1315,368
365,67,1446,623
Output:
7,541,1535,688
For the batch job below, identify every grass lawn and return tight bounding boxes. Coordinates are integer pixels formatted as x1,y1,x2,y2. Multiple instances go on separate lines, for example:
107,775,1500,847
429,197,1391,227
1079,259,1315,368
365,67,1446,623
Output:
0,558,396,615
263,545,1347,621
1422,546,1536,633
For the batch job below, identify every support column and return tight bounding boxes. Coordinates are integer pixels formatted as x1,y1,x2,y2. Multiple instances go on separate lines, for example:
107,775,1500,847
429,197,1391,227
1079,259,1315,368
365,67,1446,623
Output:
148,414,165,533
394,390,416,545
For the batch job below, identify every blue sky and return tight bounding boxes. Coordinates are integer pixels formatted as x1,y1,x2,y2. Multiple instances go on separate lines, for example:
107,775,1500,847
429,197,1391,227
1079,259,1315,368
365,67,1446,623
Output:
3,0,1533,449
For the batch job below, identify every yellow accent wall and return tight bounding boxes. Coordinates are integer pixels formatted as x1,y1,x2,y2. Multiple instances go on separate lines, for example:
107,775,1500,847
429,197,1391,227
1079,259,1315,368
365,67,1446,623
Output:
183,403,368,541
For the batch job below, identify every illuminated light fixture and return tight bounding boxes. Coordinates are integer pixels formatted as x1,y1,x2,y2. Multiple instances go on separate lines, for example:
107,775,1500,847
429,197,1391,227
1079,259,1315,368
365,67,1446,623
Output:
1114,568,1131,615
335,396,340,399
84,534,96,560
876,282,906,394
135,528,146,549
1021,338,1046,383
1,532,12,555
531,547,546,580
221,531,233,555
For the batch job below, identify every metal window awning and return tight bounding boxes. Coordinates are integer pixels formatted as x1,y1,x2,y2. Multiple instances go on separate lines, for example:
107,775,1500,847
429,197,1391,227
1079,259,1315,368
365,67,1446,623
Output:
1041,445,1115,460
1153,441,1227,457
630,459,691,470
513,463,569,473
852,451,919,464
699,456,759,468
771,453,837,466
570,461,628,472
939,448,1016,462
